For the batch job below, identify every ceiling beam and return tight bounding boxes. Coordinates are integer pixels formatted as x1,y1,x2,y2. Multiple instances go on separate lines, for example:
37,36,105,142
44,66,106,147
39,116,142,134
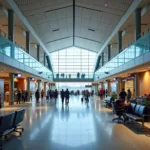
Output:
97,0,141,56
73,0,75,46
76,5,121,17
45,36,102,44
45,36,72,44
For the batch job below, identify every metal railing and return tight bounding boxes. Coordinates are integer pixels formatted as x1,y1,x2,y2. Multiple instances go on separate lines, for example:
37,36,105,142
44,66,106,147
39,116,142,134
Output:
95,27,150,80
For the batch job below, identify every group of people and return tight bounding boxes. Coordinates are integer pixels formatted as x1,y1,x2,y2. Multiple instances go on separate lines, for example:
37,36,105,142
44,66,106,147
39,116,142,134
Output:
16,90,31,104
119,88,132,103
60,89,70,105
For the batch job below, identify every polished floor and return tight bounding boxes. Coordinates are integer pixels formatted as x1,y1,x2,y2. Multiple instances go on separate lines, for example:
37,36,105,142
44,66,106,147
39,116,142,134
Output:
0,96,150,150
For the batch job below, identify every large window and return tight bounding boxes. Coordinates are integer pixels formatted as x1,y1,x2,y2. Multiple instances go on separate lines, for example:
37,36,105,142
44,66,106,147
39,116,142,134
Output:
51,47,96,79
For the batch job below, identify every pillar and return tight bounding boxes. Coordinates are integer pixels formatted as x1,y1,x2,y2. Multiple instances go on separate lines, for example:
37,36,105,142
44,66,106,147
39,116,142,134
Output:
26,31,30,54
27,77,30,93
8,9,14,58
108,44,111,61
8,9,14,42
107,80,111,96
44,82,47,96
9,73,14,105
134,74,140,97
135,8,141,41
101,52,104,66
37,44,40,61
44,53,46,66
117,78,122,98
118,31,122,53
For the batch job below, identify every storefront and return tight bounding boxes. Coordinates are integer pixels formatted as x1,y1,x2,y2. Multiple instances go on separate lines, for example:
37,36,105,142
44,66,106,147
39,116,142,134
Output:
110,81,117,94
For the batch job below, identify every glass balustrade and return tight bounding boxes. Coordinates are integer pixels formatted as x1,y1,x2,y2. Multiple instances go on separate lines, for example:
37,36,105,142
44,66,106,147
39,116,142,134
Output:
95,28,150,80
0,30,53,80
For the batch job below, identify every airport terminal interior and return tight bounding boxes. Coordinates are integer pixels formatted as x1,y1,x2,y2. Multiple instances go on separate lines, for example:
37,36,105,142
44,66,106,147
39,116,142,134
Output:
1,0,150,149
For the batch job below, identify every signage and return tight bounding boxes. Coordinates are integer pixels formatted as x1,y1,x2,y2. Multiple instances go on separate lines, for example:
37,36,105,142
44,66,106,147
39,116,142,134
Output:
85,85,92,88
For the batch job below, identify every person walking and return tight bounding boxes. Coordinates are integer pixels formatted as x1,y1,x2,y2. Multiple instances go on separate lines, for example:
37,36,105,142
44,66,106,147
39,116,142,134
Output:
41,89,44,100
35,89,40,103
119,88,127,101
25,90,28,102
65,89,70,105
99,88,104,100
46,90,49,100
85,90,90,103
127,89,132,103
22,90,25,103
54,89,58,104
61,89,65,105
17,90,21,104
49,90,53,100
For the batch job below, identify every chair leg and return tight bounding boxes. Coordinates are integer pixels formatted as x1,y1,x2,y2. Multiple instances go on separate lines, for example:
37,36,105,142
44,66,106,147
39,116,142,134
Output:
13,129,22,136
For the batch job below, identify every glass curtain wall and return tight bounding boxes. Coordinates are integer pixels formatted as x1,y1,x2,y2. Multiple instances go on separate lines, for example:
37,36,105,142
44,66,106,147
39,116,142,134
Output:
51,47,96,79
56,82,92,91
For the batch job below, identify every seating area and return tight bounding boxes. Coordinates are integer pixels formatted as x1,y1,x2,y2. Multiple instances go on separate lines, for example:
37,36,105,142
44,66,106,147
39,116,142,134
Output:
124,103,150,128
0,108,25,139
103,96,113,108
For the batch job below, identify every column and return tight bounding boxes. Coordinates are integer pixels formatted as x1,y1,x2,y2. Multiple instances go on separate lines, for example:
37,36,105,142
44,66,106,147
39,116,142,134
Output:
44,53,46,66
118,31,122,53
135,8,141,40
101,52,104,66
27,77,30,93
37,44,40,61
9,73,14,105
107,80,111,96
8,9,15,58
44,82,47,96
134,74,140,97
108,44,111,61
117,78,122,98
26,31,30,54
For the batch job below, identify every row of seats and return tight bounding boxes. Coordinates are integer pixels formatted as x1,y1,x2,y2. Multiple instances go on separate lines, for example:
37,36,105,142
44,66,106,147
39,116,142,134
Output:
0,108,25,138
125,103,150,128
112,102,150,128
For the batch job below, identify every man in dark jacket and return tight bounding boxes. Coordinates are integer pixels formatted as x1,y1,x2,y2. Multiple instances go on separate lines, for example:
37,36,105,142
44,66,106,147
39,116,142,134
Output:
61,89,65,105
65,89,70,105
54,89,58,104
119,88,127,101
35,89,40,103
17,90,21,104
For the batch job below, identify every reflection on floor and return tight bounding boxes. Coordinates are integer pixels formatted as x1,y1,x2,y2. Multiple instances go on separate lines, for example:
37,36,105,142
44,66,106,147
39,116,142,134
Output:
0,96,150,150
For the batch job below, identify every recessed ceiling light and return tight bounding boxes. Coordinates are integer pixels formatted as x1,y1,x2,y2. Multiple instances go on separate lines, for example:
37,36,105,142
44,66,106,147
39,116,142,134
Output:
105,3,108,7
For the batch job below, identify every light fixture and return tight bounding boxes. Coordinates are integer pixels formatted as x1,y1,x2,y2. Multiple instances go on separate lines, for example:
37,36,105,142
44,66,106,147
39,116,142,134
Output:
88,28,95,32
52,29,59,32
105,3,108,7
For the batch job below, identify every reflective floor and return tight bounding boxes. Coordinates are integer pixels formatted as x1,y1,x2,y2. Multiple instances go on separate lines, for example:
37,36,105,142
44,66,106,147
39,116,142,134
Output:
0,96,150,150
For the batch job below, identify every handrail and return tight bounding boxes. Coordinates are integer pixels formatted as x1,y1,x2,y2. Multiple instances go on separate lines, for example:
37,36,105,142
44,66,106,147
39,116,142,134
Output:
0,30,53,80
95,29,150,80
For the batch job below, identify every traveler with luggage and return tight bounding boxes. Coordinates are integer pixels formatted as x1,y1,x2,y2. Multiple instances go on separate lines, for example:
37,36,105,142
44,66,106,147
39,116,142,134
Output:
61,89,65,105
65,89,70,105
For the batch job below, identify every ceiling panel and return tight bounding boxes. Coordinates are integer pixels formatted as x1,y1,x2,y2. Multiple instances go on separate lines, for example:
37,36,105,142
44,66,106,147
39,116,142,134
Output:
15,0,134,52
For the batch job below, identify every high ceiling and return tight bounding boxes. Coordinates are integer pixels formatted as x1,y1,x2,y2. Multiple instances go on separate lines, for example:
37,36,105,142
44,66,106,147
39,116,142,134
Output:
14,0,134,53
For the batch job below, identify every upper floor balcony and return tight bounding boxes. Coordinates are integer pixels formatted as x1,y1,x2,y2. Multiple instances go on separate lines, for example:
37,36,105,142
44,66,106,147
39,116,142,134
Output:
95,27,150,81
0,29,53,80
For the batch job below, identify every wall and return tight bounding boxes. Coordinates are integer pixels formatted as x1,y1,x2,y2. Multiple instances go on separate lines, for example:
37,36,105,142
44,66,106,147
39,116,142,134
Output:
139,71,150,96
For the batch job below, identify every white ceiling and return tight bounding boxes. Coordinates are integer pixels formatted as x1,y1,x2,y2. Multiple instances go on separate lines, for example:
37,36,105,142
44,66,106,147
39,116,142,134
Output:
14,0,134,53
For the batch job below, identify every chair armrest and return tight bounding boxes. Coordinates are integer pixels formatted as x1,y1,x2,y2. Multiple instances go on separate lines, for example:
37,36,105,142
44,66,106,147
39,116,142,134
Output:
143,114,150,117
